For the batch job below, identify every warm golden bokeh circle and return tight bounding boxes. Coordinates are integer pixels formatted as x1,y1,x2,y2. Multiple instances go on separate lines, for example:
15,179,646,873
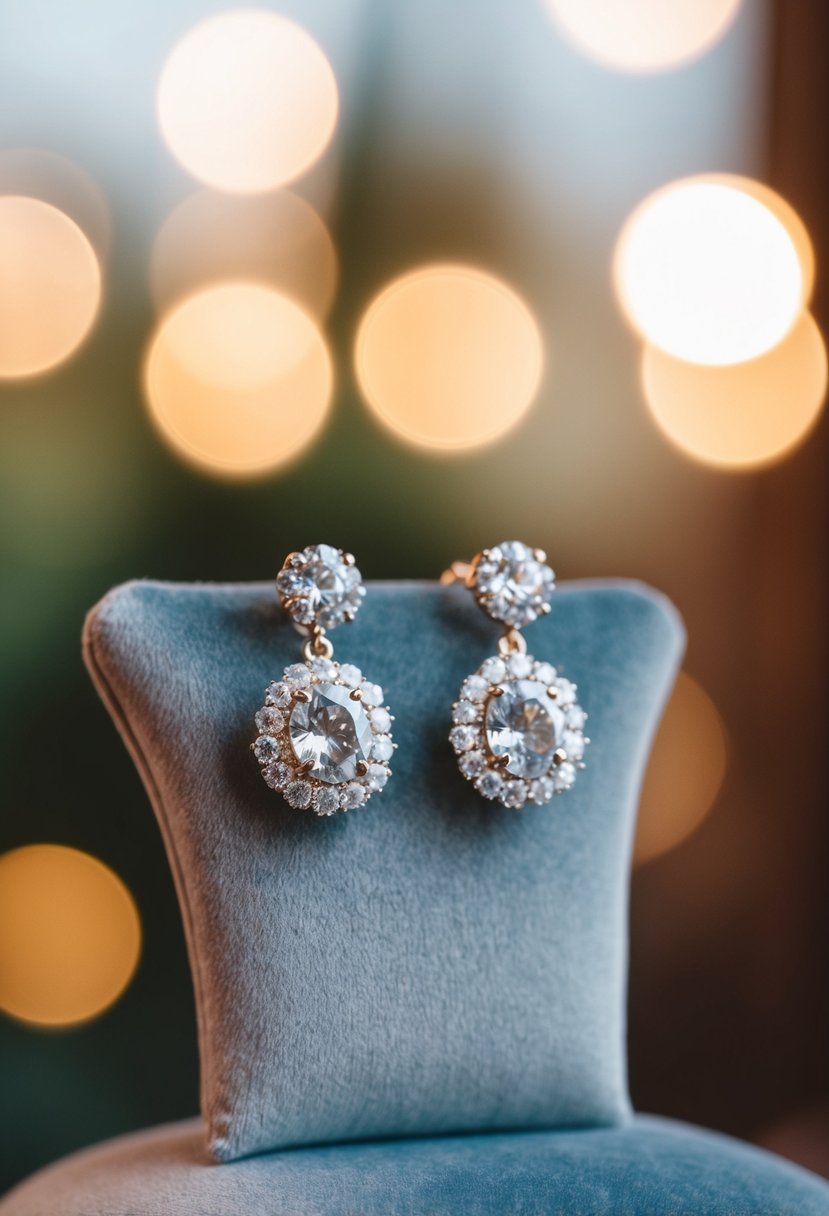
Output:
157,10,338,194
150,187,337,320
354,264,544,452
700,173,815,305
144,282,332,478
614,179,803,365
0,844,141,1028
0,195,101,378
642,311,827,470
544,0,742,73
635,673,728,865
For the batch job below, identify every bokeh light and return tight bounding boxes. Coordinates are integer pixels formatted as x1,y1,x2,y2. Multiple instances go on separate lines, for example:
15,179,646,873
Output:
0,845,141,1028
0,196,101,378
144,282,332,478
151,188,337,319
614,179,803,365
702,173,815,305
0,149,111,263
642,311,827,470
354,264,544,452
544,0,742,74
635,673,728,865
157,10,338,194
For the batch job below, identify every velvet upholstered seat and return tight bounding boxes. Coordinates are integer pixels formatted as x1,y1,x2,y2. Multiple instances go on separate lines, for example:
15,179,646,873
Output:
2,579,827,1214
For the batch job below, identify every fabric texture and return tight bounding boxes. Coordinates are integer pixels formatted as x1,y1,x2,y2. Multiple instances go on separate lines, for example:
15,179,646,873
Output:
81,578,683,1161
4,1115,829,1216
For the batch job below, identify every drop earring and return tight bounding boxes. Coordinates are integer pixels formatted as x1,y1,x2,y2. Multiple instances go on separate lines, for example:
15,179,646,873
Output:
252,544,395,815
442,541,588,809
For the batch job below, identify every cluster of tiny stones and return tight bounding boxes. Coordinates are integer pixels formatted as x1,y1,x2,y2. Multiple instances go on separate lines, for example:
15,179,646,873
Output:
450,652,589,809
276,543,365,630
252,657,395,816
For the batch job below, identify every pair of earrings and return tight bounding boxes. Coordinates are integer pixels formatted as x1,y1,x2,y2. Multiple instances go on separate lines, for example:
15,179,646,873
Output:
251,542,589,817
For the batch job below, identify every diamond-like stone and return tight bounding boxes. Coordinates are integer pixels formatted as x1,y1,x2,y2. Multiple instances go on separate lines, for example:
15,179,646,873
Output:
534,662,557,685
501,781,527,809
555,761,577,791
255,706,284,735
459,749,486,777
462,675,489,703
366,764,389,791
253,734,280,762
529,775,555,804
562,729,585,760
450,724,477,753
370,706,391,733
453,700,479,725
310,657,337,681
288,682,373,784
342,783,366,809
473,541,555,628
475,770,503,800
284,663,311,689
507,653,533,678
360,681,383,707
371,734,394,762
285,780,312,809
566,705,586,730
265,681,292,709
485,679,565,779
263,761,291,790
339,663,362,688
479,656,506,684
276,544,364,630
314,787,340,817
556,679,576,705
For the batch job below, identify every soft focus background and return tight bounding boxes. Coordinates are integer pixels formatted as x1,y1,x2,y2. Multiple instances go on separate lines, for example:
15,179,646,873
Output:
0,0,827,1193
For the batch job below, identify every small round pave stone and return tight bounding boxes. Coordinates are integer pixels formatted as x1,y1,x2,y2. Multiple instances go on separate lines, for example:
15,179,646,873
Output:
285,780,312,809
284,663,312,689
314,787,340,816
370,706,391,733
562,729,585,760
310,656,337,681
453,700,479,725
479,656,506,684
475,770,503,800
265,681,292,709
450,724,477,753
255,706,284,734
529,775,555,804
472,541,555,628
535,662,557,685
507,652,533,678
366,764,389,791
277,544,365,631
485,679,565,779
342,783,366,809
461,675,489,703
459,749,486,778
253,734,280,762
339,663,362,688
501,781,527,809
263,761,291,790
360,681,383,707
555,761,577,791
371,735,394,762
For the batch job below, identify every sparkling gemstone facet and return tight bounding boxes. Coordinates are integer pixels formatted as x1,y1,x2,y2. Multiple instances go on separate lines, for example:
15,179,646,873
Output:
288,682,373,784
473,541,555,628
277,544,364,630
484,679,565,779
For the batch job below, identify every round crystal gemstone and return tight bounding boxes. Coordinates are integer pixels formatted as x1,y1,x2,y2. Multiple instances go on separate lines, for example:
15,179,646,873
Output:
288,682,373,784
277,544,364,630
473,540,555,628
484,679,565,779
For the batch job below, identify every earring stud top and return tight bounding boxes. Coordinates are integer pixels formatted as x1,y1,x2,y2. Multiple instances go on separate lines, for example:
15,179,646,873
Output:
443,541,555,629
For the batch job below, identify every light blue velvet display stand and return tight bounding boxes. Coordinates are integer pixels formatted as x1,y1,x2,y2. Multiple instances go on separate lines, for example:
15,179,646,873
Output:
2,579,828,1215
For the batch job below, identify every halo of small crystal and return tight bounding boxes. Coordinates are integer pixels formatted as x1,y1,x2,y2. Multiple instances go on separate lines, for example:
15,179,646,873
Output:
276,543,366,631
253,657,394,816
471,541,556,629
450,651,589,809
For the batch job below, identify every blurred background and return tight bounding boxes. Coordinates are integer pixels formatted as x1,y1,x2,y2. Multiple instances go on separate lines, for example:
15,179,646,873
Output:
0,0,827,1193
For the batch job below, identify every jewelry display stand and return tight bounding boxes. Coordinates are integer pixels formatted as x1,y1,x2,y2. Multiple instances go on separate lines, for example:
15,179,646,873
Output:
3,579,828,1214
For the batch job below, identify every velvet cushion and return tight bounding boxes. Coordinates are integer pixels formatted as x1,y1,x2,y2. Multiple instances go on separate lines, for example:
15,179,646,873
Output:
82,579,683,1161
4,1116,829,1216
